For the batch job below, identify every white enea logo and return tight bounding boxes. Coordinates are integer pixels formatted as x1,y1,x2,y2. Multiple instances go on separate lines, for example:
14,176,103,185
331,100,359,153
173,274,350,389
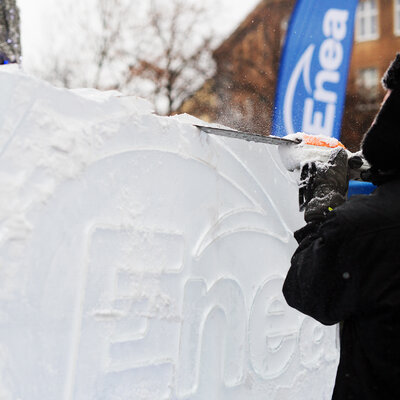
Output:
284,45,315,136
283,9,350,137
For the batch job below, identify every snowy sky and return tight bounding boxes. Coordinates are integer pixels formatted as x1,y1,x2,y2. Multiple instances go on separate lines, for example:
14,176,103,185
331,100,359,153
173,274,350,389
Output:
17,0,260,70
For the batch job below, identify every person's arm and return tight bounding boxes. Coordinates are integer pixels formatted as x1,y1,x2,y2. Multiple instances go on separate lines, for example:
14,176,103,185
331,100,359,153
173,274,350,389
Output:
283,211,359,325
283,147,358,325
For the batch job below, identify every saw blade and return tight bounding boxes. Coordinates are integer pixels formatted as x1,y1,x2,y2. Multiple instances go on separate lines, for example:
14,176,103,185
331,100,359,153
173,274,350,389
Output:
195,125,298,146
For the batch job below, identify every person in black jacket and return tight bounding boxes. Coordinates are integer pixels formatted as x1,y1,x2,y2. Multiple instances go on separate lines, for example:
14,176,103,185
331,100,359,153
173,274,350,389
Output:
283,54,400,399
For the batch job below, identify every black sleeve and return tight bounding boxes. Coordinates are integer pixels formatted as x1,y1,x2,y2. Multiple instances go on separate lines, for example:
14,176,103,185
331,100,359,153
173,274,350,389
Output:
283,212,359,325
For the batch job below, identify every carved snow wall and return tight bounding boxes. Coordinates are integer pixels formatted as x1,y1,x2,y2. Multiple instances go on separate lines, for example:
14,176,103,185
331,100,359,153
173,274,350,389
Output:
0,68,338,399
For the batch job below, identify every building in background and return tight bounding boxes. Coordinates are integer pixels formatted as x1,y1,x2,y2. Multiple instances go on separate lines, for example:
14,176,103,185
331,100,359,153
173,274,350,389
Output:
179,0,293,135
180,0,400,151
343,0,400,149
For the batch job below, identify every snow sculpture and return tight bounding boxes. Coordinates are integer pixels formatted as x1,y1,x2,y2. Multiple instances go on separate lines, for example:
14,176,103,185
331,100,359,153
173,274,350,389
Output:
0,68,338,399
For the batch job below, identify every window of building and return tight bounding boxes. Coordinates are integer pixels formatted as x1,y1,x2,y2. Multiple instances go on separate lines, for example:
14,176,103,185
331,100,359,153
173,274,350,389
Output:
356,0,379,41
394,0,400,35
357,67,379,98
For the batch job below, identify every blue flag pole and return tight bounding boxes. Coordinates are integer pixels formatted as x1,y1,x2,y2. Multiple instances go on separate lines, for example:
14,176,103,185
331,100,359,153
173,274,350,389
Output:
272,0,358,139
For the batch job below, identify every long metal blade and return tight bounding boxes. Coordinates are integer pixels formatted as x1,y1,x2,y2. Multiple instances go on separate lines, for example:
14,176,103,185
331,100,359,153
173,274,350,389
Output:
195,125,297,146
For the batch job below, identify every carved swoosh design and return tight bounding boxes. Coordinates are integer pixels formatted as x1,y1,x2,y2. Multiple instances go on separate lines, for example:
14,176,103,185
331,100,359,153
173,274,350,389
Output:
193,208,290,258
96,146,293,261
192,137,294,259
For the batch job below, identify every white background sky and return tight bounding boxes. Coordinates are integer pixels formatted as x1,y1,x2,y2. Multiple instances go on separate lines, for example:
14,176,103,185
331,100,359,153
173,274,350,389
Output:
17,0,260,71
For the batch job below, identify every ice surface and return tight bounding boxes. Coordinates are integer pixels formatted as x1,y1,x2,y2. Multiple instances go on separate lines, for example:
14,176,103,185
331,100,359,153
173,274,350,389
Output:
0,67,338,399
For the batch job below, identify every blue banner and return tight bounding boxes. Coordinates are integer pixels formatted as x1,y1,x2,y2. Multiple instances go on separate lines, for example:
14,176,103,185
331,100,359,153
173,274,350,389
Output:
273,0,358,139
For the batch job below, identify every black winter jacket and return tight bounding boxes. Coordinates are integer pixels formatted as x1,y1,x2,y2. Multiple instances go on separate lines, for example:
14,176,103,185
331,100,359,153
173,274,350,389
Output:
283,179,400,399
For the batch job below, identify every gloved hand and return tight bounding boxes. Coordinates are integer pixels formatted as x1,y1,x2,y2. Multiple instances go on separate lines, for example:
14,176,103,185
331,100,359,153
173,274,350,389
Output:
299,148,349,223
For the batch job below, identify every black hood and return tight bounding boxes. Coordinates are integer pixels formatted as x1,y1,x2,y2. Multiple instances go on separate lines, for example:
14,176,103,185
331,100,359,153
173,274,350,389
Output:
361,54,400,174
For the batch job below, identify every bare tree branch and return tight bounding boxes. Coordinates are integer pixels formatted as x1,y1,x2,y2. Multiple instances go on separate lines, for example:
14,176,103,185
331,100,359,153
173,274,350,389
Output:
125,0,216,114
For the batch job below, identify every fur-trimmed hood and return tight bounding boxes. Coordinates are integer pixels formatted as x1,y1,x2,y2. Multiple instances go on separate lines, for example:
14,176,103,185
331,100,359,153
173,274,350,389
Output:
382,53,400,91
361,54,400,175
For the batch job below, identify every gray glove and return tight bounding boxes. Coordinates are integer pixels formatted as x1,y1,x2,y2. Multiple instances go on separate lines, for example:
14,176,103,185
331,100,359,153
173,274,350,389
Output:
299,148,349,223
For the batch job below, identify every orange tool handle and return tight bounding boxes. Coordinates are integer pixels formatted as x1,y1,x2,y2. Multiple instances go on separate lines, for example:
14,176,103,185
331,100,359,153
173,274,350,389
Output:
302,134,346,149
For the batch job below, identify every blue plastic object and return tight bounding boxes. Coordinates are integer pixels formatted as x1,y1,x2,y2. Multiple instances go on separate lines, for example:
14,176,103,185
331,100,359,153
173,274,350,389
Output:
348,180,376,198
